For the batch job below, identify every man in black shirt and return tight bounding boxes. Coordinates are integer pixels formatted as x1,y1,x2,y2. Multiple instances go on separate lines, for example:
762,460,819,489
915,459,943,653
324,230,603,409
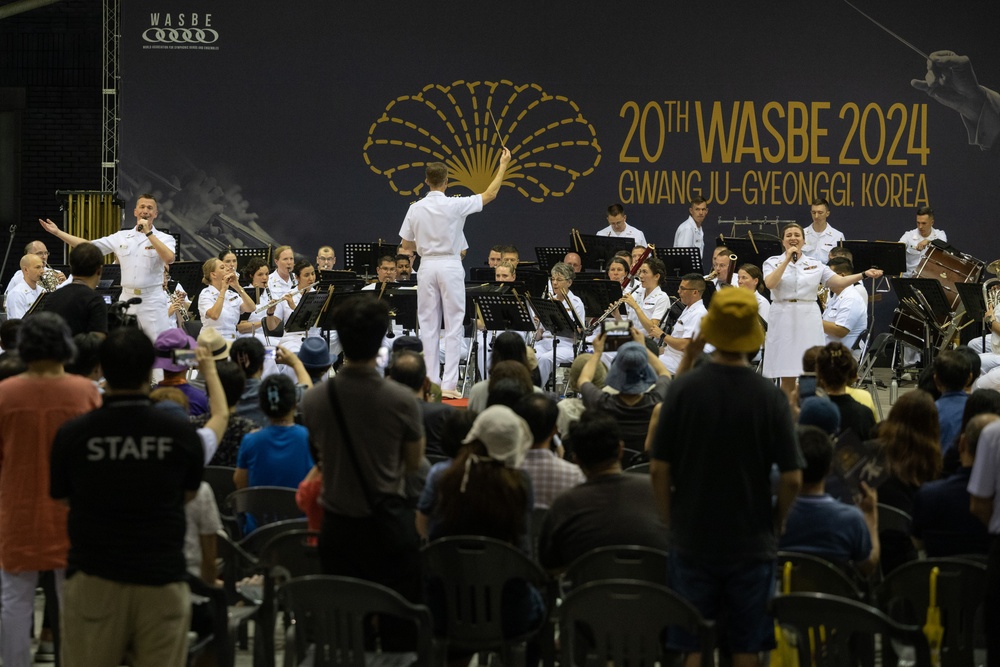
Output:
51,327,203,666
37,242,108,337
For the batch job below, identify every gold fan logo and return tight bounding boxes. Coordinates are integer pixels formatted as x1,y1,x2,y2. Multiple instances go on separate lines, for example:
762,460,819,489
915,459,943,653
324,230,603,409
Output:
363,80,601,203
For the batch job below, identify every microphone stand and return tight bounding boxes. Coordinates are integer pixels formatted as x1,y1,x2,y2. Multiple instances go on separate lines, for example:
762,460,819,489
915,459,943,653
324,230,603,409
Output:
0,225,17,290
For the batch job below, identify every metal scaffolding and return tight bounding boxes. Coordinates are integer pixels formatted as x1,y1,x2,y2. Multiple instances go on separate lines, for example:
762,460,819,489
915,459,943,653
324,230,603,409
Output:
101,0,120,193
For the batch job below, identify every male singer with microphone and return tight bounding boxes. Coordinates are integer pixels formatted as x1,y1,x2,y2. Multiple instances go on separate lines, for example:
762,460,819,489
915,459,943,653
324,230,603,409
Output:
39,193,176,341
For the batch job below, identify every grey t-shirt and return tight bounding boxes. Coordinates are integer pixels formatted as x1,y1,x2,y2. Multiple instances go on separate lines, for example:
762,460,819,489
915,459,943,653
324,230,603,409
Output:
301,365,424,517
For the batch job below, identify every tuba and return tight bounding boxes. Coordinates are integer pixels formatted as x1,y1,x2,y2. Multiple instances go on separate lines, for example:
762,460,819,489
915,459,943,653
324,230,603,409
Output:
983,277,1000,323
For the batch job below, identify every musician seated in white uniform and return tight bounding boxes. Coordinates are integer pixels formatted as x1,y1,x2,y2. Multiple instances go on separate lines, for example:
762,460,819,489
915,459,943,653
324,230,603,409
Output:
899,205,947,278
598,203,647,247
672,197,708,261
737,264,770,361
268,244,297,298
708,246,739,291
821,258,868,349
534,262,585,390
197,257,256,340
653,273,707,374
4,240,66,294
976,291,1000,377
5,254,46,320
603,257,670,366
361,256,398,290
266,260,326,380
473,261,522,372
802,198,845,264
827,246,869,305
162,266,191,329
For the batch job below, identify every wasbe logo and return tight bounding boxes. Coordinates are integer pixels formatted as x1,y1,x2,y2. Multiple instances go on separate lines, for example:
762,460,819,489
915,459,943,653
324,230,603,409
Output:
143,13,218,44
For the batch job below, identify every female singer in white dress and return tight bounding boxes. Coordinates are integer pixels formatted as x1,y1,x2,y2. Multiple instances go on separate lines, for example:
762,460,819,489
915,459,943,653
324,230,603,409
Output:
198,258,255,340
763,223,882,399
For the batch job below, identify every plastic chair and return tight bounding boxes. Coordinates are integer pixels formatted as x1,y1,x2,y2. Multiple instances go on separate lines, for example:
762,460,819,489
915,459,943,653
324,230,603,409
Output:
203,465,240,537
564,545,668,590
530,506,548,563
777,551,866,600
279,575,433,667
877,503,913,535
559,579,716,667
185,573,256,667
872,557,987,667
256,529,322,667
420,535,552,667
624,461,650,474
226,486,303,538
771,592,932,667
239,518,310,559
214,530,263,658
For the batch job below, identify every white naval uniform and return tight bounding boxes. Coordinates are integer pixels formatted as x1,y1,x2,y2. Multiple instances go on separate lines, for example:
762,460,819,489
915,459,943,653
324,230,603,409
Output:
4,282,44,319
803,224,845,264
822,286,868,349
899,227,947,278
596,223,647,248
244,287,281,377
399,190,483,391
267,271,296,300
762,253,835,378
273,291,323,381
91,227,176,341
659,299,707,374
672,216,704,258
601,284,670,367
535,290,585,388
198,285,245,340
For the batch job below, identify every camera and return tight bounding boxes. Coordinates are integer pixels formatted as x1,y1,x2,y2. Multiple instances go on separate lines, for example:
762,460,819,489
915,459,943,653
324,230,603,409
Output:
263,346,276,360
602,319,632,351
171,348,199,368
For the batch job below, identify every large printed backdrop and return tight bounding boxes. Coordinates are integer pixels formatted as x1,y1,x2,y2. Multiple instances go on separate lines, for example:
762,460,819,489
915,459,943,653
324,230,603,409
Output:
121,0,1000,266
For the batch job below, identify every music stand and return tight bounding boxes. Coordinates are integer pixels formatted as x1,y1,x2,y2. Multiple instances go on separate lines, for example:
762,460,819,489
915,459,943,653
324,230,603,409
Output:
317,270,364,291
514,268,551,300
473,293,535,378
718,237,782,272
98,263,121,286
535,246,572,272
230,246,271,273
311,289,370,334
571,233,634,272
285,289,334,334
839,241,906,276
384,287,419,333
892,277,952,362
657,247,704,276
469,267,496,283
956,282,989,351
24,291,55,316
570,279,624,319
168,261,202,292
527,294,579,390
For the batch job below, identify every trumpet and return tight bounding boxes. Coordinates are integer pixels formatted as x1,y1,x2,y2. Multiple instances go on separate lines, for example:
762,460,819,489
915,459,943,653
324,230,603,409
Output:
254,284,312,314
585,283,642,335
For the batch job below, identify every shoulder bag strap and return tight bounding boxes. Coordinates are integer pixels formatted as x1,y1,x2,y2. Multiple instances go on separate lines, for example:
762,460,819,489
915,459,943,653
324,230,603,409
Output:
327,379,377,510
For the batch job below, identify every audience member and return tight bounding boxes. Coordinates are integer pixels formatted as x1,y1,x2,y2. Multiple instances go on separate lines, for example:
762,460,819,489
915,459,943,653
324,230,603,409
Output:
51,327,205,666
912,413,997,557
556,352,607,438
184,481,223,647
65,331,104,386
876,390,941,574
944,388,1000,475
191,360,257,467
934,349,973,454
0,313,101,666
297,336,332,385
580,333,670,453
779,425,880,577
539,411,668,571
234,374,314,489
416,410,477,540
967,416,1000,666
153,328,209,416
515,393,584,508
815,342,876,438
467,332,537,412
388,349,457,456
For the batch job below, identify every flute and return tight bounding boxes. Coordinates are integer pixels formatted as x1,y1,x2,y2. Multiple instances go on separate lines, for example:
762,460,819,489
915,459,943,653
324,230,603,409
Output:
254,284,311,314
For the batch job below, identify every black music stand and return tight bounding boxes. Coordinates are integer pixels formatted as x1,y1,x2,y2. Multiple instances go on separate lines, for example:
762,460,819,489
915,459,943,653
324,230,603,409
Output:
168,261,202,292
285,289,334,334
342,242,397,278
718,237,782,273
571,233,634,272
473,293,535,379
658,247,704,276
839,240,906,276
534,246,572,272
527,295,579,390
570,279,624,320
892,277,951,362
514,268,551,300
312,290,371,336
956,282,989,351
230,247,271,273
316,270,364,291
98,263,121,286
469,267,496,283
384,287,419,334
24,291,55,316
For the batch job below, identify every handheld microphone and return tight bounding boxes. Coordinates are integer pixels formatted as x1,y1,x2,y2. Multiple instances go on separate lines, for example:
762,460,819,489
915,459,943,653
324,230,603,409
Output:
791,251,799,263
